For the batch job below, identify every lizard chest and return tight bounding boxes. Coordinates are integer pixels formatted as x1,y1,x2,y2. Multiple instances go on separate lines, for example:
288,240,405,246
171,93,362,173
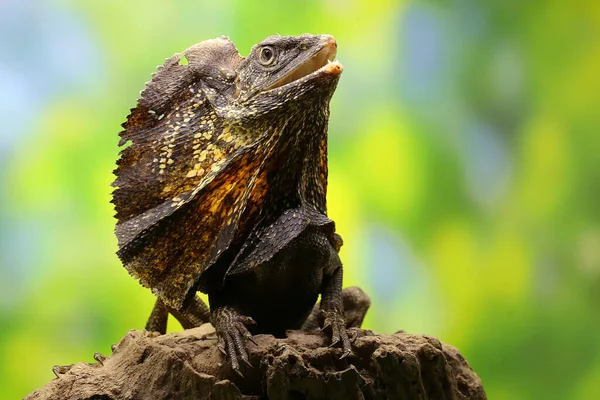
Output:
218,227,340,335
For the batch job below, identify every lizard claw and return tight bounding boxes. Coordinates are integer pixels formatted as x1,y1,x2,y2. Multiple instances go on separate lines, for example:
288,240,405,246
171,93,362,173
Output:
349,328,360,343
217,334,228,356
242,357,253,368
233,367,244,378
212,307,256,374
52,364,74,378
320,321,332,332
340,348,352,359
245,332,259,346
93,352,106,365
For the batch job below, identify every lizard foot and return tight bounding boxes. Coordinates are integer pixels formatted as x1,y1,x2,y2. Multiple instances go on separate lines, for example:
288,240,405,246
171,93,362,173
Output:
211,306,256,376
320,308,352,359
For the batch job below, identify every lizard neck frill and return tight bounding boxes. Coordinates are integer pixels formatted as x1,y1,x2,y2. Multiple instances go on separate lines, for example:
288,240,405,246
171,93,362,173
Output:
257,103,329,225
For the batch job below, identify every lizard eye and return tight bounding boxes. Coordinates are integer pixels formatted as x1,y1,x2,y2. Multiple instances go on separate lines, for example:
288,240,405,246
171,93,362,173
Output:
259,46,276,66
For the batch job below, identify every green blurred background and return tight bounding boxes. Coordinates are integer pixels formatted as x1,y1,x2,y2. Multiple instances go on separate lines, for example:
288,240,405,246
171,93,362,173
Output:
1,0,599,398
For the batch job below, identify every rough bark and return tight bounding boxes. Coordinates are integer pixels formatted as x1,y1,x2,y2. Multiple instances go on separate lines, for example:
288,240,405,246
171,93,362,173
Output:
26,324,486,400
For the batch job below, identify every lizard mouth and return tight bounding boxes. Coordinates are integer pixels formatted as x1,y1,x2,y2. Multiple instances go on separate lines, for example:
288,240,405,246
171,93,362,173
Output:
265,37,341,91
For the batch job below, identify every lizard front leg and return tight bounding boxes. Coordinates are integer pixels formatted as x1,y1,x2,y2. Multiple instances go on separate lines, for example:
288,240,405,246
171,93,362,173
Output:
319,266,353,358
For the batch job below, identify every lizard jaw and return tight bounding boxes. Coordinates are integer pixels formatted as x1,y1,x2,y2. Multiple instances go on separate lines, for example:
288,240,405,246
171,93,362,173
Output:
265,37,340,91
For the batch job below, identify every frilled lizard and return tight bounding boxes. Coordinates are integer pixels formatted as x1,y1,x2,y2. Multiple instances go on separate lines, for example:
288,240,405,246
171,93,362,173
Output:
111,34,370,374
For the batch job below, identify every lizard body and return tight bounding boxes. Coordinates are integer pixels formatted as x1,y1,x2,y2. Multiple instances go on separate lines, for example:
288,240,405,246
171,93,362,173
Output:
113,34,361,373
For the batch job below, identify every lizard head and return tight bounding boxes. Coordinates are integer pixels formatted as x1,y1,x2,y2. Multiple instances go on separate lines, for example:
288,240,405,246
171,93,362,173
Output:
233,34,342,108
